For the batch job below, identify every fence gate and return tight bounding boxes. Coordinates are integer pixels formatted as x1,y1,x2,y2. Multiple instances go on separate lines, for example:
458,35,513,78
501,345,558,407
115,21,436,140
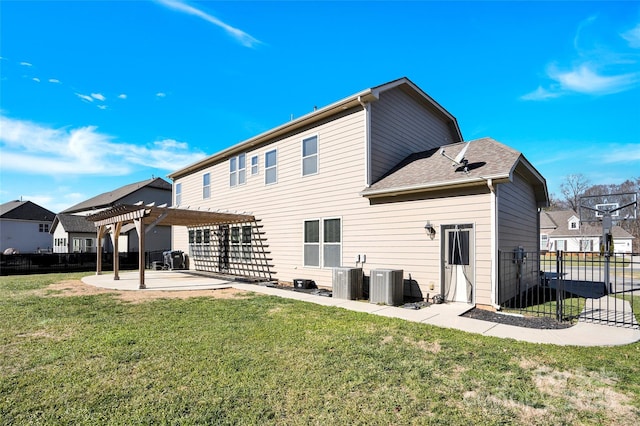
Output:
498,250,639,329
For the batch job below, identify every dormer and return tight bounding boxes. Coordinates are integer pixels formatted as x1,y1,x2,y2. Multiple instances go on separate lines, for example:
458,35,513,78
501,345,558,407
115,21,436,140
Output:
568,215,580,230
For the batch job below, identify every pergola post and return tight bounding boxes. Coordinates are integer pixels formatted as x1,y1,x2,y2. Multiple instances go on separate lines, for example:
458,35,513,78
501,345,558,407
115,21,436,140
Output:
96,225,107,275
108,222,123,280
134,218,146,289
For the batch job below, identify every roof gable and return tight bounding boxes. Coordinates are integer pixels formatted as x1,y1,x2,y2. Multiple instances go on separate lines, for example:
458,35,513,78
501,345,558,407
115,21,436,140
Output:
51,214,97,233
0,200,56,221
62,177,171,214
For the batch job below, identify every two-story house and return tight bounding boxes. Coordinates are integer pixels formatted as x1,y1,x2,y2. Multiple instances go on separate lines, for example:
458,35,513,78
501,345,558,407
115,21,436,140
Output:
0,200,55,253
168,77,548,309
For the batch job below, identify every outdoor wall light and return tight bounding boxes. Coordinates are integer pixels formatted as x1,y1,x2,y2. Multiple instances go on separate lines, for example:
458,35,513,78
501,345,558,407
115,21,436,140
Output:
424,221,436,239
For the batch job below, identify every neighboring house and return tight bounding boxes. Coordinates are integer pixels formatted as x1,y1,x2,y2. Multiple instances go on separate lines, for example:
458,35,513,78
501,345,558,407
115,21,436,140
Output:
540,210,634,254
50,213,135,254
54,177,173,253
0,200,56,253
168,77,548,308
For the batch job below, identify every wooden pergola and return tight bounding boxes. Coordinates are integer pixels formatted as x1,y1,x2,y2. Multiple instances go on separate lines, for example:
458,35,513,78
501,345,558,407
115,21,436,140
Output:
87,204,255,289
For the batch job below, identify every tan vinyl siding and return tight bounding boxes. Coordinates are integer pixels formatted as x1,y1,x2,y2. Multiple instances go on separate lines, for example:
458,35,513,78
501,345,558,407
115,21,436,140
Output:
370,88,461,183
496,171,540,305
171,104,493,301
172,109,368,284
353,191,493,305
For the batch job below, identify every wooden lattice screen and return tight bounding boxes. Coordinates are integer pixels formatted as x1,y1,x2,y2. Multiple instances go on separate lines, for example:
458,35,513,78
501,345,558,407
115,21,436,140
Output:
187,219,273,281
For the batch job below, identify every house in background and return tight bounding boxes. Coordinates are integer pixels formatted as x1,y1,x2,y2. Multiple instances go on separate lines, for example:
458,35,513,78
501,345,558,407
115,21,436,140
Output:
540,210,634,254
53,177,172,253
168,77,548,309
0,200,56,253
50,213,135,254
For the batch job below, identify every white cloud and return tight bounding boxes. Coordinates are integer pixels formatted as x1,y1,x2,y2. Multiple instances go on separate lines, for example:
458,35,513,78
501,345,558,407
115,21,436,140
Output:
523,17,640,100
520,86,562,101
20,61,32,67
75,93,94,102
91,93,106,101
97,105,108,110
155,0,261,48
548,63,640,95
600,143,640,163
32,77,40,83
118,94,127,99
48,78,61,84
0,115,206,176
156,92,166,98
621,23,640,48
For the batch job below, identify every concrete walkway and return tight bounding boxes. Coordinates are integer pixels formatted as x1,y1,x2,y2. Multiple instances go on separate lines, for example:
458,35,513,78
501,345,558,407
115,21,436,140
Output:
82,271,640,347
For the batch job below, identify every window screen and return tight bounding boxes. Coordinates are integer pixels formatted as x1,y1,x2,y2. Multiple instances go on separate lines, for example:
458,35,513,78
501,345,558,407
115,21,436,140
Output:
449,230,469,265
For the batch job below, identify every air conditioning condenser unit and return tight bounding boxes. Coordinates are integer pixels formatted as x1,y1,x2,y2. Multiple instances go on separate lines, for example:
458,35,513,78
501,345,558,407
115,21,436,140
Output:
370,269,403,305
332,267,363,300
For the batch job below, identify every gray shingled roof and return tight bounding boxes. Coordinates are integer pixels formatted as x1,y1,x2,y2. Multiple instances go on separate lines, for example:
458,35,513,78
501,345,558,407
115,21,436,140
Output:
361,138,535,197
52,214,97,233
61,177,171,214
0,200,56,221
541,210,634,239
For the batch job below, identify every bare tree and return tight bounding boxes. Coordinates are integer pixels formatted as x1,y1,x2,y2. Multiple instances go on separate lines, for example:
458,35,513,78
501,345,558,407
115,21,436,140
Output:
615,178,640,252
560,174,590,211
545,193,570,211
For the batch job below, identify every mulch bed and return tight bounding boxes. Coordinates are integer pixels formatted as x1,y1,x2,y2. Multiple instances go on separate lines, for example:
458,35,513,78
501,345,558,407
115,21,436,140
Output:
266,283,573,330
462,308,573,329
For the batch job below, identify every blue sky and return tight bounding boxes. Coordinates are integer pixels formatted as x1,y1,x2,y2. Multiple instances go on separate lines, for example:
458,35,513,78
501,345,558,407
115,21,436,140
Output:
1,0,639,213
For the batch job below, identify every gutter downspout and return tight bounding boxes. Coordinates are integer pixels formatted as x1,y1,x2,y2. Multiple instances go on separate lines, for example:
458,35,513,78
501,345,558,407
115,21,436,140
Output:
358,95,371,187
486,178,500,309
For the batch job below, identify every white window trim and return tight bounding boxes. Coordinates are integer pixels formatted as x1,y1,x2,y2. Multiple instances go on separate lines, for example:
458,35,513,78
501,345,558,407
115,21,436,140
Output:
301,134,319,177
322,216,342,268
202,172,211,199
175,182,182,206
302,216,342,269
230,225,252,262
230,154,247,187
265,149,278,185
303,218,321,268
251,155,259,176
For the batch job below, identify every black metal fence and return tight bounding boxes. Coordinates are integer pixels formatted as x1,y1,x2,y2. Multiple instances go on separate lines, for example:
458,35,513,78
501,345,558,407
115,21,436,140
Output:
498,250,639,328
0,250,168,276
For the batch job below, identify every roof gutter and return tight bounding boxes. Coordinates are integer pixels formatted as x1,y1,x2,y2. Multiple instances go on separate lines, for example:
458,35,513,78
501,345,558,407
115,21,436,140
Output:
360,174,511,198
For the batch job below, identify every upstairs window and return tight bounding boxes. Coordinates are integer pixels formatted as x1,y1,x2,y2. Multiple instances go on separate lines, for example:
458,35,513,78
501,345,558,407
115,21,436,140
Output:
568,216,580,230
265,149,277,185
203,173,211,199
251,155,258,175
230,153,246,187
175,182,182,206
39,223,49,233
302,135,318,176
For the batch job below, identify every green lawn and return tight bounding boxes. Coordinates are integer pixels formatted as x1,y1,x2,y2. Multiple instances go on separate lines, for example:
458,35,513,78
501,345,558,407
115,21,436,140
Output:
1,273,639,425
